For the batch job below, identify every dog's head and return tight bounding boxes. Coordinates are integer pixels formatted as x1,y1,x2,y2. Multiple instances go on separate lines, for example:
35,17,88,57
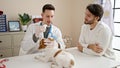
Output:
38,38,54,49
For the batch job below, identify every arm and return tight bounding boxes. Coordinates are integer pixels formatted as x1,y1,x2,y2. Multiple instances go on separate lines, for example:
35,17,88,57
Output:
45,28,66,49
77,42,103,56
20,24,39,51
79,26,111,55
78,25,89,48
20,23,48,55
77,25,87,52
78,26,112,56
51,26,66,49
93,27,112,56
55,29,66,49
77,42,83,52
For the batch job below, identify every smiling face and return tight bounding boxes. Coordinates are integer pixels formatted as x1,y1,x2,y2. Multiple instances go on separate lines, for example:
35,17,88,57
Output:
41,10,55,26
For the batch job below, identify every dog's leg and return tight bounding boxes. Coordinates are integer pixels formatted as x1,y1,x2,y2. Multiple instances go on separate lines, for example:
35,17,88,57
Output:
51,61,58,68
35,55,50,62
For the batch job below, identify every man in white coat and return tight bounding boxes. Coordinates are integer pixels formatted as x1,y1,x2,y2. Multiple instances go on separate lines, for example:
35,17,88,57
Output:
19,4,65,55
77,4,115,59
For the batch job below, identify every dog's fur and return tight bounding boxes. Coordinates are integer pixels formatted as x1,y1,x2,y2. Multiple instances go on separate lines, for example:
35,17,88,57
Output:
35,38,75,68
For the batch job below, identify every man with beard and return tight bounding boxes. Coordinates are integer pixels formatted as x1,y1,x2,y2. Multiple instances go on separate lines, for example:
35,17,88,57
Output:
77,4,115,59
19,4,65,55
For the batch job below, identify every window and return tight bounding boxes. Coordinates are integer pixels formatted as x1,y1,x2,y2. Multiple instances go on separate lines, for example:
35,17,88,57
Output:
110,0,120,50
112,0,120,37
101,0,120,50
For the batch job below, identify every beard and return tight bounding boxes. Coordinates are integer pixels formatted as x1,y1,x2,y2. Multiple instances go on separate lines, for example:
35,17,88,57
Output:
84,19,94,25
43,21,51,26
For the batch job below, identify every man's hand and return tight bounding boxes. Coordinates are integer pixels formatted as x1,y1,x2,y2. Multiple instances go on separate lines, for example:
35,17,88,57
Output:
77,42,83,52
44,38,58,49
35,24,47,37
87,43,103,53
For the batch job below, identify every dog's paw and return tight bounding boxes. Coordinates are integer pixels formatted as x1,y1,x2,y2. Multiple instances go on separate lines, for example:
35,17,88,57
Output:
51,62,58,68
34,55,41,60
34,55,49,63
51,64,57,68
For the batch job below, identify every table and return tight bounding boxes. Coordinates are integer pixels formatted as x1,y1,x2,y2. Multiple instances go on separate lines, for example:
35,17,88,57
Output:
1,47,120,68
66,47,120,68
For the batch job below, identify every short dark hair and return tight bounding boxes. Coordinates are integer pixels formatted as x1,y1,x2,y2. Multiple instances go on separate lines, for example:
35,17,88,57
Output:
42,4,55,13
86,4,104,21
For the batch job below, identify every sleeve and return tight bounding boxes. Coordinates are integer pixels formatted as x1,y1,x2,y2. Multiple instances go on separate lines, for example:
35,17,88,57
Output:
95,27,112,56
83,47,102,56
78,25,89,48
20,24,38,51
54,28,66,49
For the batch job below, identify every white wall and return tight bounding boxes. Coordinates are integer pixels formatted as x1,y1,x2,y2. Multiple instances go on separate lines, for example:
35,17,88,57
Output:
71,0,94,46
0,0,94,46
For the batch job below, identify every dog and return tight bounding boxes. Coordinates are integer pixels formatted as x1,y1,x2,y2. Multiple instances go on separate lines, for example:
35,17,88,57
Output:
35,38,75,68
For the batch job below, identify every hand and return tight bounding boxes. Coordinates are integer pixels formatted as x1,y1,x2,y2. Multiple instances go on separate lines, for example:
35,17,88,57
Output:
77,42,83,52
44,38,58,48
35,24,47,37
87,43,103,53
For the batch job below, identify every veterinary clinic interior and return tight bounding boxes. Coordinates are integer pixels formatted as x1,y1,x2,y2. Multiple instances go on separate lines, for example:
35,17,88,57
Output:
0,0,120,68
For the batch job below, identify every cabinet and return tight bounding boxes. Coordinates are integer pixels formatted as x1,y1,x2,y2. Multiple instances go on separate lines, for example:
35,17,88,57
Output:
0,32,25,58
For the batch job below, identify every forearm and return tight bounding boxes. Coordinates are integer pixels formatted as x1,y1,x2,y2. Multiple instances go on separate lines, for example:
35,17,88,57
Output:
78,43,104,56
57,38,66,49
55,31,66,49
83,48,103,56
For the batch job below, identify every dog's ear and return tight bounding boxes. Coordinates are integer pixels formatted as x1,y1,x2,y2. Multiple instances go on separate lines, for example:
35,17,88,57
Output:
38,39,47,49
48,38,60,48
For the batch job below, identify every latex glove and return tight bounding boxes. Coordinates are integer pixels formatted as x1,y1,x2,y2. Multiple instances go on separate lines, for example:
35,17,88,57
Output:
35,24,47,37
44,38,58,49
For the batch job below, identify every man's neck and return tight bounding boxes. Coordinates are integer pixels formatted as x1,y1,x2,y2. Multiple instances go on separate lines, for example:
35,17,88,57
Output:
90,21,98,30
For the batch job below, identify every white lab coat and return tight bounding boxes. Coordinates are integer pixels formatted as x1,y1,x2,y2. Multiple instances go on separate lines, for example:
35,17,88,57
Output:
79,21,115,59
19,22,65,55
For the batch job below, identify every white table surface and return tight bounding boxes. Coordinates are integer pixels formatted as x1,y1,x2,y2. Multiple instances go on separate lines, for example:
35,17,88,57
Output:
1,47,120,68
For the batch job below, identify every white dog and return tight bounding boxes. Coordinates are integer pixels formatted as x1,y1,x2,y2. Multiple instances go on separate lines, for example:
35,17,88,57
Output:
34,38,75,68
